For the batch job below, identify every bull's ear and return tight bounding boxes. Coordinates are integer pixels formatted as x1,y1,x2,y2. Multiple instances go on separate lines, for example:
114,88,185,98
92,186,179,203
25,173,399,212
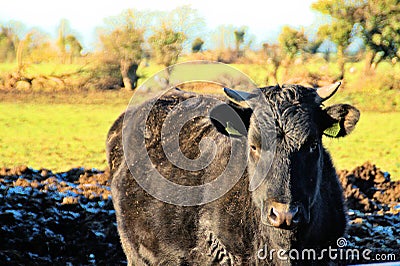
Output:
223,87,258,108
323,104,360,138
209,102,252,137
208,88,256,137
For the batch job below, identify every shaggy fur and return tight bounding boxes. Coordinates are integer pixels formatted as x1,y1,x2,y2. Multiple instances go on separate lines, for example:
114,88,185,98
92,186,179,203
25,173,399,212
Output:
107,85,360,265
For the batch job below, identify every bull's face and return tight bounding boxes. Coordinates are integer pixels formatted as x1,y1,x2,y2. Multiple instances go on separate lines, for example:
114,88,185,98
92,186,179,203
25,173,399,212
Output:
247,95,325,230
212,83,360,230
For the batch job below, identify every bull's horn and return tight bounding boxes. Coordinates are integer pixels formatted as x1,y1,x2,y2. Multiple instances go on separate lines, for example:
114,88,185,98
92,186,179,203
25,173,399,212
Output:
316,81,341,102
223,88,257,107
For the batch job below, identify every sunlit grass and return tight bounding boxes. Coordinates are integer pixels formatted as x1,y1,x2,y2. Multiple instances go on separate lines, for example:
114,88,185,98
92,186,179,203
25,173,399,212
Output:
0,97,398,180
323,112,400,180
0,61,399,179
0,62,17,72
0,62,85,76
0,103,125,171
24,63,85,76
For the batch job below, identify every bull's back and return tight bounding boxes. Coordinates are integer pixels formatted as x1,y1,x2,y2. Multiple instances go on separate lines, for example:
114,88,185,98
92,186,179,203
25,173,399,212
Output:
106,90,236,265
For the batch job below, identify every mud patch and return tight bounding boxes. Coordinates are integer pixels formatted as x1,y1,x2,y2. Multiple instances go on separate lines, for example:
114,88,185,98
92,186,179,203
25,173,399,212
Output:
338,162,400,263
0,166,125,265
0,162,399,264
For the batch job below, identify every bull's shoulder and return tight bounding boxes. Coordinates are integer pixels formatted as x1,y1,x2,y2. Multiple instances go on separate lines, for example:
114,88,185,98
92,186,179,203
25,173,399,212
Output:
106,89,198,169
107,89,228,182
141,89,226,153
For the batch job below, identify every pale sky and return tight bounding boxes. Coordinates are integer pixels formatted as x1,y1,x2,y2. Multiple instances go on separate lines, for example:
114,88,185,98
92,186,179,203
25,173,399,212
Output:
0,0,322,50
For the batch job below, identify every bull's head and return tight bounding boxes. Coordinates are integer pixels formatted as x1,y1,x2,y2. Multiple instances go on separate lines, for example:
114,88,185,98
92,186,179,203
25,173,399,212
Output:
211,82,360,229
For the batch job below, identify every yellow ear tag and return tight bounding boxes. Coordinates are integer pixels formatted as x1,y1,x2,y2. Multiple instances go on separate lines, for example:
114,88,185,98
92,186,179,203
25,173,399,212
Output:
324,122,341,137
225,121,243,137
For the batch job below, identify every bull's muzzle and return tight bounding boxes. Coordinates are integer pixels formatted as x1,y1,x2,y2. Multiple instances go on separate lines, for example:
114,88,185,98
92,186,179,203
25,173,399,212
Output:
264,202,301,229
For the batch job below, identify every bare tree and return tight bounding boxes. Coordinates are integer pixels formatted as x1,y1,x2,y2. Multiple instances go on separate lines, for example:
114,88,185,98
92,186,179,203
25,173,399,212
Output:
278,26,307,79
148,23,186,80
166,5,206,52
234,28,245,57
56,19,83,64
0,26,17,62
262,43,283,84
99,9,145,90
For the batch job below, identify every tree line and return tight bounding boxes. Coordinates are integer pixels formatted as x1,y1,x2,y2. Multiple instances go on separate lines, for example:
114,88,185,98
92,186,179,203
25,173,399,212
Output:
0,1,398,90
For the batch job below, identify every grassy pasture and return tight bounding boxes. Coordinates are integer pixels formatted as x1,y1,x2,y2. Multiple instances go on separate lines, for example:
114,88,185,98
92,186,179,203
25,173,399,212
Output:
0,102,123,171
323,112,400,179
0,61,399,180
0,91,399,180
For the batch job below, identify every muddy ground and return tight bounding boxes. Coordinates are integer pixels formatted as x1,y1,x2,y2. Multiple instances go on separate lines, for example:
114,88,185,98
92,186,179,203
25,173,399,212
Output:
0,162,399,265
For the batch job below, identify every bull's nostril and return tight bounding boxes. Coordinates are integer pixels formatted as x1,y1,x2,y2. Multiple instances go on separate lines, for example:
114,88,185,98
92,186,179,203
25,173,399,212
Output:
267,204,302,228
291,207,300,224
268,207,283,227
269,207,278,221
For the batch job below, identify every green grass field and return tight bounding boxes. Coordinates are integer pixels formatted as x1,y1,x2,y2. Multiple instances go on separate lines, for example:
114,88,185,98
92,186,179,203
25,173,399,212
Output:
1,61,399,180
323,112,400,179
0,93,399,179
0,102,124,171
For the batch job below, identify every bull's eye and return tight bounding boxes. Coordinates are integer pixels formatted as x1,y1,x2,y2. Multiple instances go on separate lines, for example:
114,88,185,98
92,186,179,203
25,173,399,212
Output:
309,141,318,153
